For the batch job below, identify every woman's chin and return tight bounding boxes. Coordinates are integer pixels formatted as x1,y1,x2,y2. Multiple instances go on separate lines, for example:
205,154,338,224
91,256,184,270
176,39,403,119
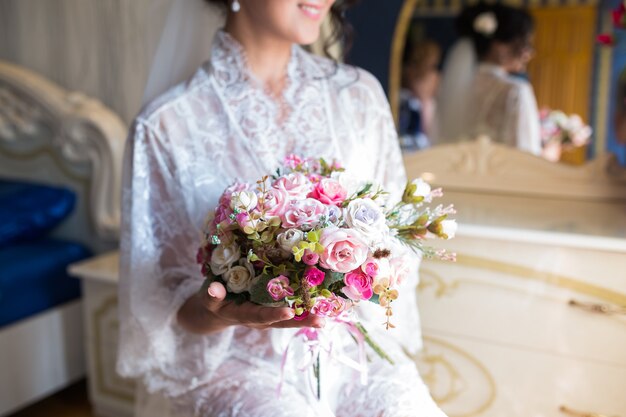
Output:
293,28,322,46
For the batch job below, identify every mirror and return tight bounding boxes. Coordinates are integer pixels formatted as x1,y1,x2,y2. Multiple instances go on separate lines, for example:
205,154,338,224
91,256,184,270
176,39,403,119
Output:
389,0,624,166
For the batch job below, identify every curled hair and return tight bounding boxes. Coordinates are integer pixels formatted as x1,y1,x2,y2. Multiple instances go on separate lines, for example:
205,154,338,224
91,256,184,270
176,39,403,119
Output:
205,0,359,59
456,2,534,60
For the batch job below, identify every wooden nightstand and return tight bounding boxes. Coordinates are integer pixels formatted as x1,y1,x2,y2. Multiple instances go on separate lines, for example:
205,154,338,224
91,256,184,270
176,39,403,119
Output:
69,251,134,417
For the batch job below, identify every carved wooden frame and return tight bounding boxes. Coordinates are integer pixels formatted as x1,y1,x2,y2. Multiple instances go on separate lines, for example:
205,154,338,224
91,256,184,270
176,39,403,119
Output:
0,60,126,238
403,137,626,201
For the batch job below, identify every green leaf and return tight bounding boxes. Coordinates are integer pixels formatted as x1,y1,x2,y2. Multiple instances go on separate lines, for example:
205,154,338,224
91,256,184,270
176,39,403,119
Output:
323,271,344,288
368,294,380,305
249,274,279,305
224,292,248,305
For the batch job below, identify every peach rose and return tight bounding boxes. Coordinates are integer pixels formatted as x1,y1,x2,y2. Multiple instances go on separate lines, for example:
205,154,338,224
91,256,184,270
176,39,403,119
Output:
280,198,326,230
319,227,368,273
273,172,313,199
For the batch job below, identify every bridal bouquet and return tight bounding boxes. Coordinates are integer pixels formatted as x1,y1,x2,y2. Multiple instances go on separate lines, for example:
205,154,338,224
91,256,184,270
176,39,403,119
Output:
539,109,592,163
197,155,456,330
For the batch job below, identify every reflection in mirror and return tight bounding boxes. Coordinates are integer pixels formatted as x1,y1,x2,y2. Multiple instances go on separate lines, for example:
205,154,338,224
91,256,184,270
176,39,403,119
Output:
394,0,602,166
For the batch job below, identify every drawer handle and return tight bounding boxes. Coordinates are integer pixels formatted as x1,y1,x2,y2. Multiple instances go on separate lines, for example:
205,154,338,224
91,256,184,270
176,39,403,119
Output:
568,299,626,316
560,405,620,417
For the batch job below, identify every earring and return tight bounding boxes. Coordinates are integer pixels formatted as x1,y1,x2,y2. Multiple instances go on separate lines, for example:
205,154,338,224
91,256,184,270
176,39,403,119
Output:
231,0,241,12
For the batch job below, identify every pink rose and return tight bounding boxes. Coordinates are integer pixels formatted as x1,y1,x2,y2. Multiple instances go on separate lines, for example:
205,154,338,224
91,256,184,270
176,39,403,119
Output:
284,154,303,170
302,250,319,266
311,297,334,317
303,267,325,287
361,258,379,277
319,227,368,273
341,269,373,301
214,205,233,225
266,275,294,301
308,178,347,206
280,198,327,230
273,172,313,199
236,211,260,232
261,188,290,217
327,294,349,317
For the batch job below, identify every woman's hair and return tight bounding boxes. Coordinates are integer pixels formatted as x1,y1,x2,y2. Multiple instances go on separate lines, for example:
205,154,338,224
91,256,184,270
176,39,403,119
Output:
456,2,534,60
205,0,359,59
403,40,441,78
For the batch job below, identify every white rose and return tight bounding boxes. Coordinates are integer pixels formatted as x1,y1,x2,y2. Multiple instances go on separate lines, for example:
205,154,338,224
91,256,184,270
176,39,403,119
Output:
441,220,458,239
209,243,241,276
410,178,431,199
276,229,304,253
230,191,258,212
344,199,387,244
331,171,363,197
223,260,254,293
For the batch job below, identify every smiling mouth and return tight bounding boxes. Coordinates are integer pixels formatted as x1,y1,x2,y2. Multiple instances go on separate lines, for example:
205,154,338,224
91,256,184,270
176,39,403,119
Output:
298,3,323,19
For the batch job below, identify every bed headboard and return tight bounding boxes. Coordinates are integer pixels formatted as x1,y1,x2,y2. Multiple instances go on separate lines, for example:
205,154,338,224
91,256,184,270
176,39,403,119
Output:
0,60,127,253
403,136,626,202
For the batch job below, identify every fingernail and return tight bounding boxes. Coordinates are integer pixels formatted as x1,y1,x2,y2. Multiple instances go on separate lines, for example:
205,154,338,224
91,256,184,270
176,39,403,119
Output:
207,287,217,297
283,310,295,320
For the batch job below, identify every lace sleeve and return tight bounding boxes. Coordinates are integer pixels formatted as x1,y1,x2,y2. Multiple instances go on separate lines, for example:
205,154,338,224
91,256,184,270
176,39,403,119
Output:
505,81,542,156
116,119,234,397
354,70,408,196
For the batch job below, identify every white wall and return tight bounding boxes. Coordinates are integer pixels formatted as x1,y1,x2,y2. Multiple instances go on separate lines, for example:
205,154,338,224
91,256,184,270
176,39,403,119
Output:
0,0,174,125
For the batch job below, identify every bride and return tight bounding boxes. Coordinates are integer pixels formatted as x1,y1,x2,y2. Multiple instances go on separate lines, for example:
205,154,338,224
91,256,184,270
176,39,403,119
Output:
436,2,541,155
117,1,446,416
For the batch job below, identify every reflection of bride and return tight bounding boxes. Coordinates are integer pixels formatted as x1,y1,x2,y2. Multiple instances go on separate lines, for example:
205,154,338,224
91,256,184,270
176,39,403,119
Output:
435,2,541,155
116,0,447,416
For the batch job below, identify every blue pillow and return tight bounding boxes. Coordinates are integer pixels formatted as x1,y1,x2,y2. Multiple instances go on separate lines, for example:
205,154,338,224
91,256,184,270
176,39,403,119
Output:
0,179,76,247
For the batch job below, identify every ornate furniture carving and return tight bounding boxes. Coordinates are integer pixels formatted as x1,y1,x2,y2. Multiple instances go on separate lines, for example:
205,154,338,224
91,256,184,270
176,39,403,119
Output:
404,140,626,417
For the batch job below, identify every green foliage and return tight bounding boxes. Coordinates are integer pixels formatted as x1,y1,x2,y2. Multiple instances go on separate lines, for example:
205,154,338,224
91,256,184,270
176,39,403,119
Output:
323,271,344,288
249,274,279,305
224,292,248,305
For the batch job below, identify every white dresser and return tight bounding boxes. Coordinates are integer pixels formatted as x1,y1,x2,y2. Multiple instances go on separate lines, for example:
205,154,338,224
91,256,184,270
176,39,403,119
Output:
414,192,626,417
405,138,626,417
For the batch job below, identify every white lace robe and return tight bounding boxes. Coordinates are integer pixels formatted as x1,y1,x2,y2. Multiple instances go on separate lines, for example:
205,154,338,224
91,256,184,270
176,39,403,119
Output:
465,64,542,155
118,31,445,417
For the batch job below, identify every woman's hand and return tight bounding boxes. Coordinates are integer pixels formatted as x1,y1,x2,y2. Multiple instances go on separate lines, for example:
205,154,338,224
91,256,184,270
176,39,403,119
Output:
177,281,325,334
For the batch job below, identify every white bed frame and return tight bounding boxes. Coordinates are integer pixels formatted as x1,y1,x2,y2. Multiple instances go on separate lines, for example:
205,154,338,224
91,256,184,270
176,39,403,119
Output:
0,60,126,416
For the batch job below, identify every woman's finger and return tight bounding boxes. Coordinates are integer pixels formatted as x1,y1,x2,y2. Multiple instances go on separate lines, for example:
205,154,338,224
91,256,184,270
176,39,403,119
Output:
217,301,295,325
269,316,326,329
201,281,227,313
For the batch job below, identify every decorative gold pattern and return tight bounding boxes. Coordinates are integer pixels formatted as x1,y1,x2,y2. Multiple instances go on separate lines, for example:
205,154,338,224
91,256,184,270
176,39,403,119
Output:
409,336,497,417
419,268,460,297
568,299,626,316
432,253,626,307
93,296,135,404
388,0,420,125
559,404,620,417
